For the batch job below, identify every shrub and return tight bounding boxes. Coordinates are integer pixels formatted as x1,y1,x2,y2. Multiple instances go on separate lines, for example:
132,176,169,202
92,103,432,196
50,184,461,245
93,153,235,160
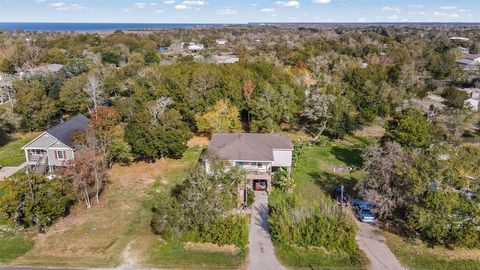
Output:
0,175,76,232
246,188,255,207
292,142,309,168
189,215,249,247
269,190,358,256
314,135,330,146
273,168,296,193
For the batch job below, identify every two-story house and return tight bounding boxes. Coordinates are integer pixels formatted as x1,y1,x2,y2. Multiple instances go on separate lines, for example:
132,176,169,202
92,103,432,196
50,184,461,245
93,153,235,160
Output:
22,114,89,174
205,133,293,191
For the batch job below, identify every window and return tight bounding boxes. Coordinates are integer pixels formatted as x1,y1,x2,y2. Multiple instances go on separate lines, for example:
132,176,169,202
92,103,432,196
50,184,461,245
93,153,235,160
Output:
31,149,43,155
56,150,65,160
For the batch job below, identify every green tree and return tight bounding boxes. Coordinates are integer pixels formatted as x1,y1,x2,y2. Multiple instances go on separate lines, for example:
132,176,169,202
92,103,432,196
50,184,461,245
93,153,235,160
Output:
0,174,75,233
442,86,469,109
13,80,58,131
406,145,480,247
195,99,241,134
384,108,430,148
59,74,89,115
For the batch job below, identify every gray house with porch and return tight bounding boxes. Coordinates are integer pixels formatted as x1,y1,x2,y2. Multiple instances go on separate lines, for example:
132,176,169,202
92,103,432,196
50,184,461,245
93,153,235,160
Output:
205,133,293,190
22,114,88,174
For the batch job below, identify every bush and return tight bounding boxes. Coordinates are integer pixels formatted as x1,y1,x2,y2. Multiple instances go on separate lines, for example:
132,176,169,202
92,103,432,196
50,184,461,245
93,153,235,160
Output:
0,174,75,232
442,87,468,108
246,188,254,207
269,190,358,255
273,168,296,193
184,216,249,247
314,135,330,146
292,142,309,168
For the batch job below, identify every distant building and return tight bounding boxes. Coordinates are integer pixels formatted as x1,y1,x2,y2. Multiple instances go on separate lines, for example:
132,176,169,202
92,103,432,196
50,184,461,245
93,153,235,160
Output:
28,64,64,75
465,98,479,111
187,43,205,52
450,37,470,42
460,88,480,100
213,54,239,64
457,54,480,71
216,39,228,45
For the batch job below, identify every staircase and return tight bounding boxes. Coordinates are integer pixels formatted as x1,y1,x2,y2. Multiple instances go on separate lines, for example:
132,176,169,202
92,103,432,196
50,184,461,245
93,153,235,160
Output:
32,154,48,175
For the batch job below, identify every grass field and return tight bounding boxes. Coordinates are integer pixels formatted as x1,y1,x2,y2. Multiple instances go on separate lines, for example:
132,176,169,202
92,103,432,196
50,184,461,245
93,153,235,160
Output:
0,132,39,167
385,232,480,270
272,135,372,269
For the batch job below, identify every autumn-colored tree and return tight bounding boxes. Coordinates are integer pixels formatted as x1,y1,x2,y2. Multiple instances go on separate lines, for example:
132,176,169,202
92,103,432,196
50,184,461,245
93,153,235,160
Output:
242,80,255,100
195,99,241,134
89,106,131,165
59,133,108,208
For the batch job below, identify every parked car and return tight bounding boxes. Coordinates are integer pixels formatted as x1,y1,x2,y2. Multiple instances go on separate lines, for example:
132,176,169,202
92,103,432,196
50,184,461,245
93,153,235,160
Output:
253,180,268,191
353,199,376,223
335,186,350,206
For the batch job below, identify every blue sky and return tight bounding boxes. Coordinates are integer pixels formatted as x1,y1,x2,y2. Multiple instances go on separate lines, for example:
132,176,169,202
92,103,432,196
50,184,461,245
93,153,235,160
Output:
0,0,479,23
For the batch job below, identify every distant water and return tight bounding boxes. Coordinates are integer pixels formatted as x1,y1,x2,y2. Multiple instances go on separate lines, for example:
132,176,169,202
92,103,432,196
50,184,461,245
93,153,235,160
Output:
0,22,226,32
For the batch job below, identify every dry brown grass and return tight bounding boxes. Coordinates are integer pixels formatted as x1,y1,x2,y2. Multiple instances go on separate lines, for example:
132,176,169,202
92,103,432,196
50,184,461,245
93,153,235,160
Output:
13,148,203,268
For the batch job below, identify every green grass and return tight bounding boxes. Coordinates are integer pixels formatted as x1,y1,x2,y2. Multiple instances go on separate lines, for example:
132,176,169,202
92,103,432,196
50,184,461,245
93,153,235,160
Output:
0,232,35,263
276,245,364,270
0,133,38,167
148,242,244,269
385,232,480,270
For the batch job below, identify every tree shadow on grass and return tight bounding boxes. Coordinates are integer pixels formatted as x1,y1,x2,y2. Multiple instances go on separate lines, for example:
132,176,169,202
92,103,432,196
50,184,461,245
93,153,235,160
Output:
310,171,360,199
330,146,364,168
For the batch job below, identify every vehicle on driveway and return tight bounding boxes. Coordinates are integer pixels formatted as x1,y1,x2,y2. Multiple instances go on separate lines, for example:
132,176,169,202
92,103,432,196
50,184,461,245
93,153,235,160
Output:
253,179,268,191
353,199,376,223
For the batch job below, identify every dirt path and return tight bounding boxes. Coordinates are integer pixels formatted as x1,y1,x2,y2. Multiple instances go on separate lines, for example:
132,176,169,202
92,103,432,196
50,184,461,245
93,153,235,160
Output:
247,191,286,270
356,222,405,270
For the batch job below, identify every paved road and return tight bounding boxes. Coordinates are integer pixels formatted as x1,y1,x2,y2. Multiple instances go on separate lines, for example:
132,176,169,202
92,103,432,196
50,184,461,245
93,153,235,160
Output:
356,222,405,270
247,191,286,270
0,162,26,180
0,268,82,270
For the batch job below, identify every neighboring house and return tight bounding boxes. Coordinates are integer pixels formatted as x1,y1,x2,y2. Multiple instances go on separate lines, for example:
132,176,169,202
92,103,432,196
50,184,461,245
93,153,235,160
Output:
465,98,479,111
450,37,470,42
205,133,293,191
216,39,228,45
22,114,89,174
187,43,205,52
213,54,239,64
461,88,480,111
457,54,480,71
27,64,64,76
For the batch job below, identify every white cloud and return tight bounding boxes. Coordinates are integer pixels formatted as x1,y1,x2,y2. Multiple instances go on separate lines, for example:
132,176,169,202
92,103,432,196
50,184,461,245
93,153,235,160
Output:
433,11,461,18
134,2,148,9
164,0,175,4
408,4,424,9
155,9,164,13
175,4,188,9
182,0,205,5
381,6,401,13
312,0,331,4
275,1,300,8
357,17,366,22
440,6,457,10
217,8,237,15
48,2,86,11
261,8,276,13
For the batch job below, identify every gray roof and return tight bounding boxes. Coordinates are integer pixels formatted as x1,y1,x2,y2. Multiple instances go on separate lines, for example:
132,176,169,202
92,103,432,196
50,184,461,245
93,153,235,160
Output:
464,54,480,60
46,114,89,148
457,59,477,65
208,133,292,161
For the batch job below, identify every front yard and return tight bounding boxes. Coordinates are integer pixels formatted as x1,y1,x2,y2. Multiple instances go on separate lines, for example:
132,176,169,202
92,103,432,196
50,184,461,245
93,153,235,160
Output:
0,132,39,167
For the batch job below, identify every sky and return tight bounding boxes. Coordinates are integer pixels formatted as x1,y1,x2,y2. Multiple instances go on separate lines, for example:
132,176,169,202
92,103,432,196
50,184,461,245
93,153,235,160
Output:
0,0,479,23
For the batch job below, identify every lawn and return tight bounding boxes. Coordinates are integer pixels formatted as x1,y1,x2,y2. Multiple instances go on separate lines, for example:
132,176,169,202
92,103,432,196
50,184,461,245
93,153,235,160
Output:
385,232,480,270
272,135,372,269
148,242,245,270
0,232,34,264
0,132,39,167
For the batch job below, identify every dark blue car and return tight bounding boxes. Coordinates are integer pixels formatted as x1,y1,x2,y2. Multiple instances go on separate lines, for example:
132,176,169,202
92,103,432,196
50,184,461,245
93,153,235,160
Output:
353,199,376,223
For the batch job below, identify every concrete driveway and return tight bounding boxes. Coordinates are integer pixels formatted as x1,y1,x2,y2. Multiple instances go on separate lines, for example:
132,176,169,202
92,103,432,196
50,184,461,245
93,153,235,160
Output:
0,162,26,180
356,222,405,270
247,191,286,270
